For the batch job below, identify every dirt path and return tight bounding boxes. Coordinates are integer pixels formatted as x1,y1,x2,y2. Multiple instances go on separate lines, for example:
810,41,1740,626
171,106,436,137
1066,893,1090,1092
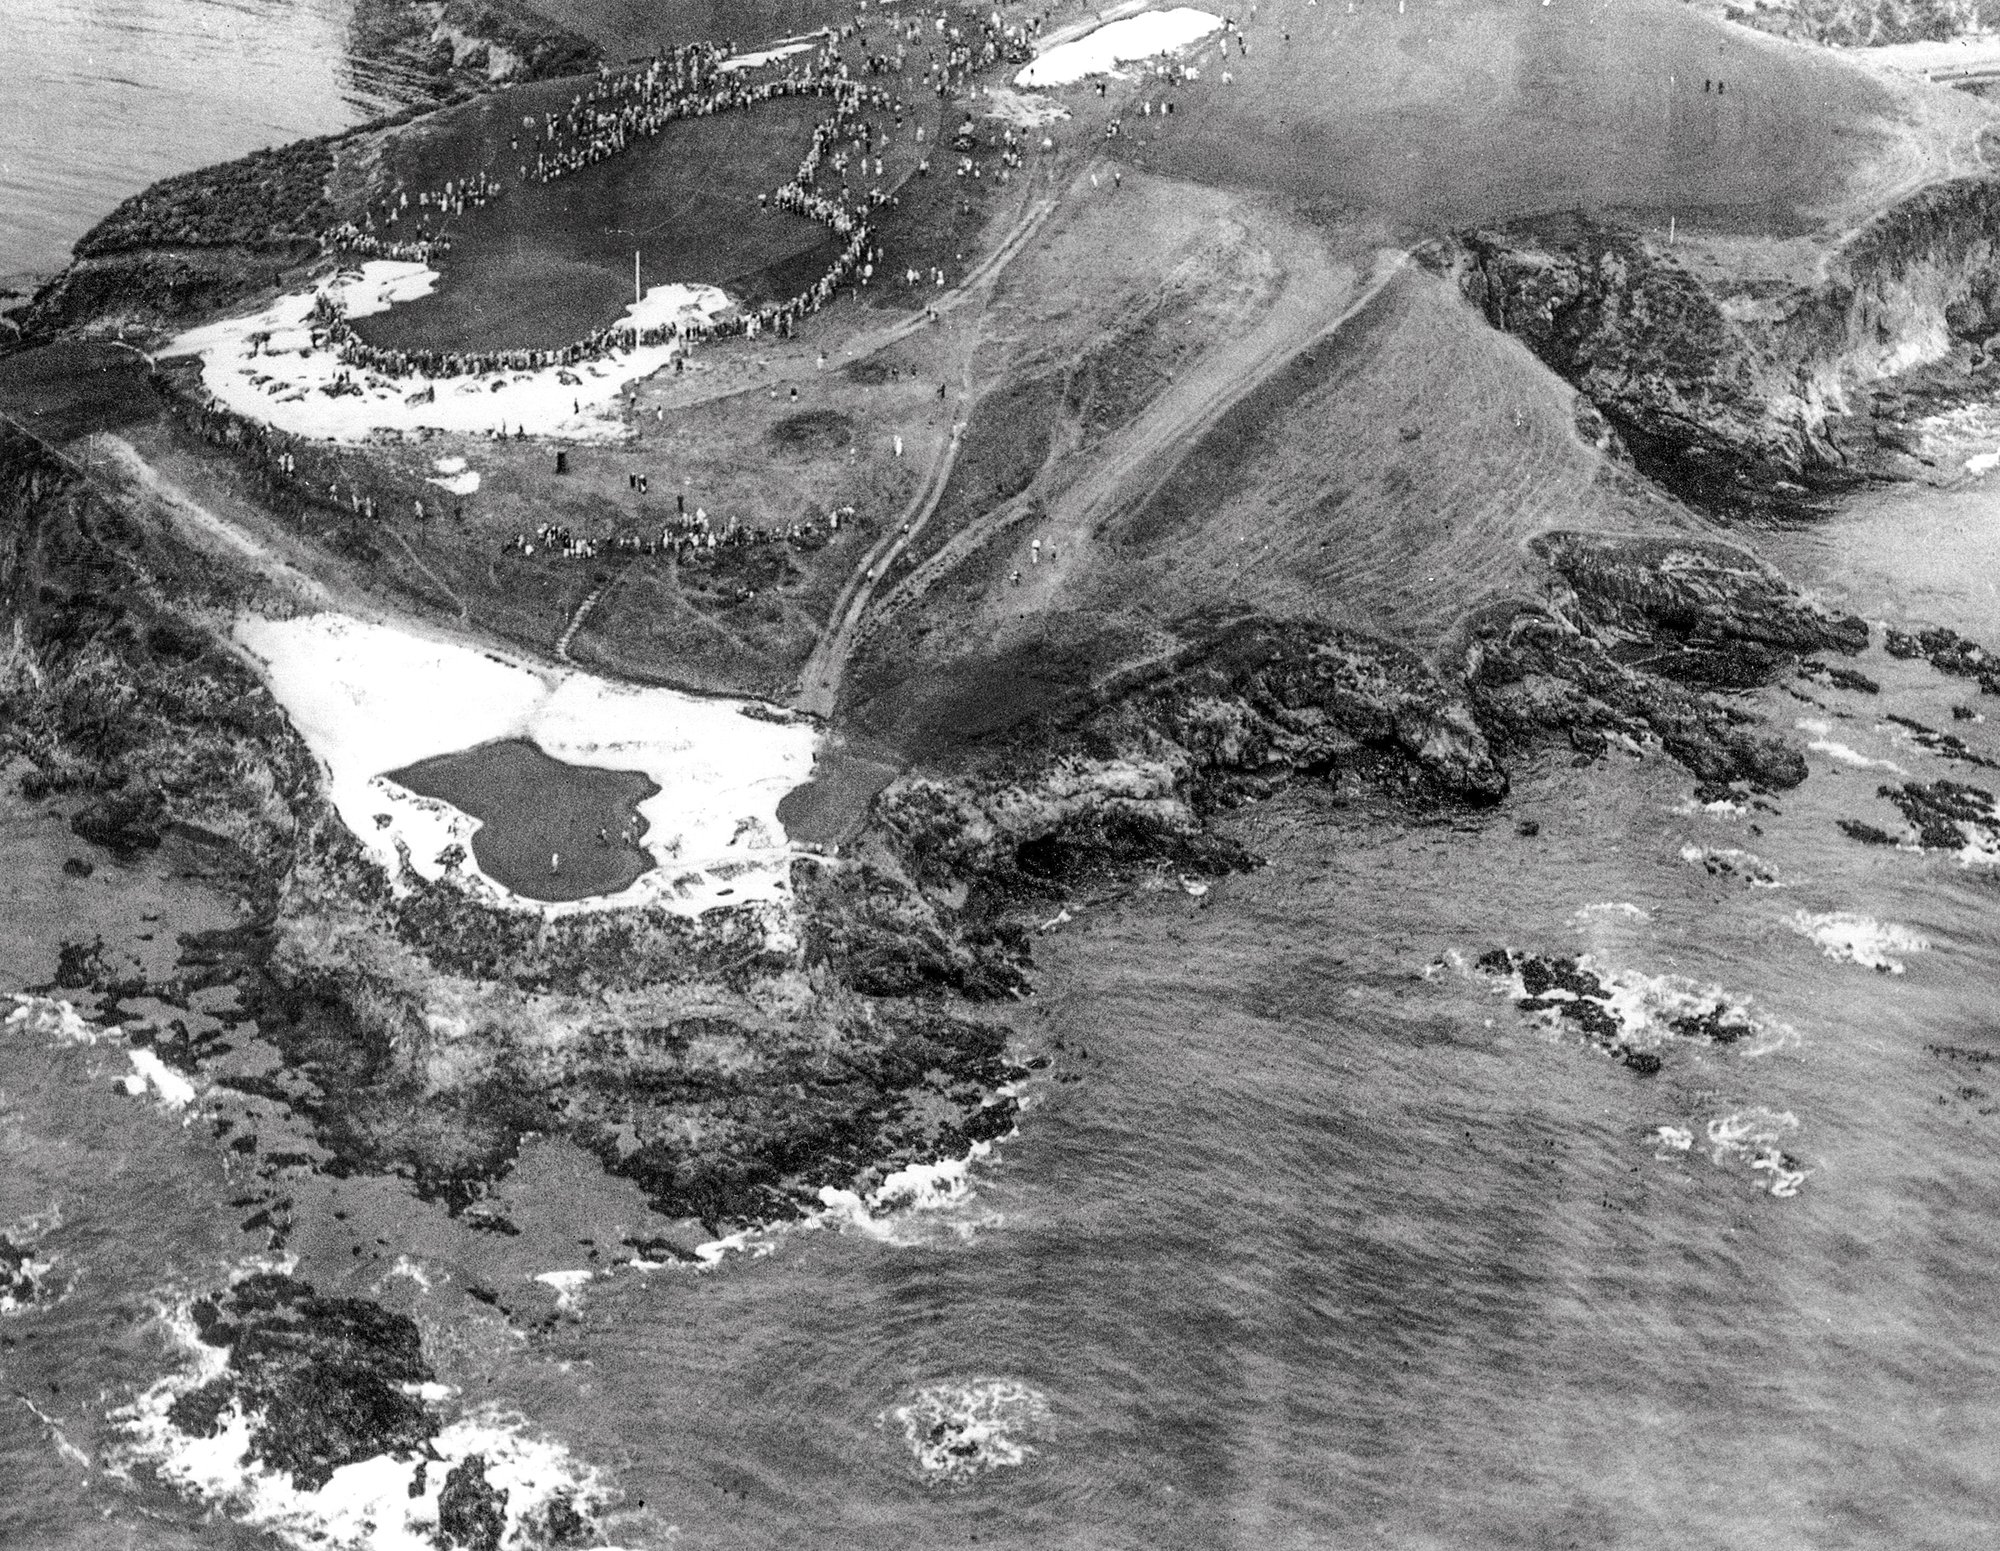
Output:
793,402,965,717
1030,245,1410,567
386,528,470,621
80,432,335,611
889,242,1413,653
787,175,1075,718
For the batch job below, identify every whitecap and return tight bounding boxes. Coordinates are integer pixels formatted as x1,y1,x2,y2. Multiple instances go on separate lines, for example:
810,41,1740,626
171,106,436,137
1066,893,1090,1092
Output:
1572,902,1649,922
886,1379,1050,1483
5,994,115,1045
533,1269,593,1312
1795,721,1904,773
113,1286,619,1551
1787,910,1927,973
1706,1107,1808,1198
121,1049,199,1110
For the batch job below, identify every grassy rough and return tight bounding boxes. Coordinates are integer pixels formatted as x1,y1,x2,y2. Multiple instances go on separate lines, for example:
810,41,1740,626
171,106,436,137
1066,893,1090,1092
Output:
74,141,339,260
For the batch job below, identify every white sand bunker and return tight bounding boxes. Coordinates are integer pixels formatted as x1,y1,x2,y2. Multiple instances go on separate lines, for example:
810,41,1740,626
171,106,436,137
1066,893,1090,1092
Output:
167,261,733,444
234,611,815,918
1015,7,1222,88
428,456,480,496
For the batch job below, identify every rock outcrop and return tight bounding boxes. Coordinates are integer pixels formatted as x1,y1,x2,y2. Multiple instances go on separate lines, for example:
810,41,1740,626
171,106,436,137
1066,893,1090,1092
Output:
0,422,1030,1240
1445,182,2000,505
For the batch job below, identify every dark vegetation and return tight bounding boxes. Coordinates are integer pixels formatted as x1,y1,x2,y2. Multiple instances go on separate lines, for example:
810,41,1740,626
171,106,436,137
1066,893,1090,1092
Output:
1727,0,1976,46
351,0,601,105
1476,947,1759,1075
74,141,338,261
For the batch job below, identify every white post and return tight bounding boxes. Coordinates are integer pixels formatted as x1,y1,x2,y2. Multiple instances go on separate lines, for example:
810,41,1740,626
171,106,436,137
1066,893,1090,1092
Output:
635,250,642,306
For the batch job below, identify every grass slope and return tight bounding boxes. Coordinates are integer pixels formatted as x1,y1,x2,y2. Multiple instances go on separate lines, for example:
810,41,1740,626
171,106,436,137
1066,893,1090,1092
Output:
1118,0,1919,235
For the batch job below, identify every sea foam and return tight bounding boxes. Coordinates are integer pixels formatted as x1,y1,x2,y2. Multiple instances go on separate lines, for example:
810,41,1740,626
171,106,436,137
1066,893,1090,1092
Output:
1472,949,1789,1071
114,1287,621,1551
1787,911,1927,973
886,1379,1050,1483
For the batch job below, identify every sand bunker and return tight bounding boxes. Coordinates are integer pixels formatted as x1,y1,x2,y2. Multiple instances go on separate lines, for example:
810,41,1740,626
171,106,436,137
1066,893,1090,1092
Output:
167,261,732,443
233,611,814,917
1015,8,1222,88
721,37,824,70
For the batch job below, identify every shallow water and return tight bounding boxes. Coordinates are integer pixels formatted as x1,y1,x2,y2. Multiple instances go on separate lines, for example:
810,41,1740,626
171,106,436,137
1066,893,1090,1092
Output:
388,737,658,902
0,0,423,284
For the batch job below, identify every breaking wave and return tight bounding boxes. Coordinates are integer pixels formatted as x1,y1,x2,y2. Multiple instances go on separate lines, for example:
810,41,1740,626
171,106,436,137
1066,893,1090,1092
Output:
1,1207,64,1317
1466,949,1789,1072
688,1088,1027,1264
1787,911,1927,973
885,1379,1050,1484
1651,1109,1808,1197
112,1273,618,1551
6,994,205,1111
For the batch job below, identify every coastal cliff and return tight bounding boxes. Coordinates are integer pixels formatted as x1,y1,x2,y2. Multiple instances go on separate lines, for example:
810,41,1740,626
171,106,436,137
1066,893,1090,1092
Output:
869,536,1866,899
1446,178,2000,505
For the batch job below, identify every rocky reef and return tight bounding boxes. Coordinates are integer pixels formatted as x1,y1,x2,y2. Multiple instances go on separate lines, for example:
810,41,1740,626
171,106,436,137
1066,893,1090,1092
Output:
876,617,1507,894
1473,946,1763,1075
168,1272,437,1490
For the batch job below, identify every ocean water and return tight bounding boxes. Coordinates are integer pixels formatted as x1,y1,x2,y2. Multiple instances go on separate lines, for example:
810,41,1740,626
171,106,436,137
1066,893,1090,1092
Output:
0,0,423,286
7,14,2000,1549
7,493,2000,1546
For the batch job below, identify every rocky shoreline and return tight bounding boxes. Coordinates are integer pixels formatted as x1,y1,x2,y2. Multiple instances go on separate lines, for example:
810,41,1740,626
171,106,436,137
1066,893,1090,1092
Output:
1443,179,2000,512
0,418,1032,1245
9,8,2000,1541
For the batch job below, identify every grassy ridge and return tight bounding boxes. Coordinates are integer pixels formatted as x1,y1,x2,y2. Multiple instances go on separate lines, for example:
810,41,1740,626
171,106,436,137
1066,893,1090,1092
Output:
72,139,342,261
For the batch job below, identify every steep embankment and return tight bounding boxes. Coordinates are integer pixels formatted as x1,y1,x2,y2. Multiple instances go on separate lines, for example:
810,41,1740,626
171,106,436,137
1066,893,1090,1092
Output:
1448,177,2000,505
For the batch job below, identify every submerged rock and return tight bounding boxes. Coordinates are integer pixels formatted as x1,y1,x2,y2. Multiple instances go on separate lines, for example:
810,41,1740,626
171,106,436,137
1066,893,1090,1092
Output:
168,1272,437,1491
1800,658,1881,695
1474,947,1764,1074
1883,712,1997,768
437,1454,509,1551
1875,778,2000,853
1883,625,2000,694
